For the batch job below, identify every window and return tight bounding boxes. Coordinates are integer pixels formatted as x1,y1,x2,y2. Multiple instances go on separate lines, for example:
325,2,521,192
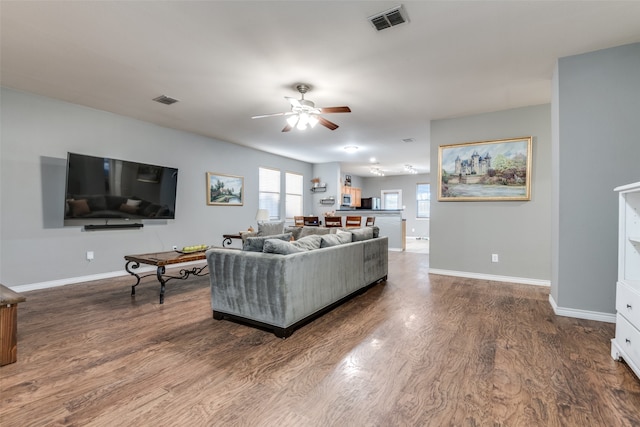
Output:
259,167,280,220
285,172,303,219
416,183,430,218
381,189,402,210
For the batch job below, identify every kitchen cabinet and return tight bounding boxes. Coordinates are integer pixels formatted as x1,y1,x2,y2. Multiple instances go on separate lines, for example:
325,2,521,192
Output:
341,186,361,207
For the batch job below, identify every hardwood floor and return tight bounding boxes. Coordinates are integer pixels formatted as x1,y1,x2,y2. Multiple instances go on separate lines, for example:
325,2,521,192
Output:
1,252,639,426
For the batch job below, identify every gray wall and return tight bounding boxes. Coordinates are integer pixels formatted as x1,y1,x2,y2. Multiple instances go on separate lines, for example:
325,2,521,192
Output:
552,43,640,314
361,174,431,238
430,104,552,282
0,88,312,286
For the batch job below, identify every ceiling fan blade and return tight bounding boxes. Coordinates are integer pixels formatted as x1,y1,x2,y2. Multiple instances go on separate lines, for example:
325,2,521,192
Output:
252,112,285,119
318,116,339,131
319,106,351,114
285,97,301,108
251,111,295,119
281,124,293,132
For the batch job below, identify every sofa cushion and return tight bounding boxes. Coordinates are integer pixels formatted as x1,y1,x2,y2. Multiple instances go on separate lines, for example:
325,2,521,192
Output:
351,227,374,242
243,232,292,252
257,221,285,236
263,234,322,255
320,231,352,248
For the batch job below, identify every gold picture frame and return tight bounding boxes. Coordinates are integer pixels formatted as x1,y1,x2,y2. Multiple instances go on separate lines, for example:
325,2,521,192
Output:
206,172,244,206
438,136,532,201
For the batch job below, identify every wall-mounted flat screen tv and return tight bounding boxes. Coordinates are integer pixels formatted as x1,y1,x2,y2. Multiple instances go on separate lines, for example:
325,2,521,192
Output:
64,152,178,221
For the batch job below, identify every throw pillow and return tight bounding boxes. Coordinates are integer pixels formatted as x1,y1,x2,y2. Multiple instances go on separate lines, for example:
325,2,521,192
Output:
126,198,142,207
292,234,322,251
69,199,90,216
262,234,322,255
320,234,343,248
243,232,292,252
350,227,374,242
257,220,285,236
263,239,304,255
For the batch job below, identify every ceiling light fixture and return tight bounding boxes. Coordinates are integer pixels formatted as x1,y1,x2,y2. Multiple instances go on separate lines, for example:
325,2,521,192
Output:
344,145,359,153
404,164,418,174
370,167,385,176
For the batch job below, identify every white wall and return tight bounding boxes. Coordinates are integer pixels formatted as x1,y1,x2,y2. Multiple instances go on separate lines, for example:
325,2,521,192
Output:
0,88,313,286
551,42,640,317
429,104,552,283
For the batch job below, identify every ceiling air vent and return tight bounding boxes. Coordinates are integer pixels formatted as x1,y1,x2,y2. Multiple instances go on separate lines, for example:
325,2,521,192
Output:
368,5,408,31
152,95,179,105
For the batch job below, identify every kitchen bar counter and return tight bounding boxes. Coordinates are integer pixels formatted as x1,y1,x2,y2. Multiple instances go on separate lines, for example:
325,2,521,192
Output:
334,209,405,250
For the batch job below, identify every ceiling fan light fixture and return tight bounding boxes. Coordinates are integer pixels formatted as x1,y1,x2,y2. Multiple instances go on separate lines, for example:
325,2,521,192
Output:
308,115,319,128
286,115,299,127
344,145,359,153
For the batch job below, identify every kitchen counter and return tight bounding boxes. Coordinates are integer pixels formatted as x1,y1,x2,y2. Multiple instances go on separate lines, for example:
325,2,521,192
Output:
333,210,405,250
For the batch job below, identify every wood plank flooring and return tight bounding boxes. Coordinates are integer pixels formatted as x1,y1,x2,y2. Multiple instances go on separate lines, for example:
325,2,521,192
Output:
1,252,639,426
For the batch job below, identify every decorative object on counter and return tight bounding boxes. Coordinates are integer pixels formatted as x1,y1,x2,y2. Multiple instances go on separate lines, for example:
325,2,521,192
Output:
438,136,532,201
366,217,376,226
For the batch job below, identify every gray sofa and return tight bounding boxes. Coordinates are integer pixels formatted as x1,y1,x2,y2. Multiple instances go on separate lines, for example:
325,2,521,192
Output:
206,229,388,337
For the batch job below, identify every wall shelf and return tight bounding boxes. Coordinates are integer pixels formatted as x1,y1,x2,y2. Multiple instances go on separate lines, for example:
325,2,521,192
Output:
311,185,327,193
319,197,335,205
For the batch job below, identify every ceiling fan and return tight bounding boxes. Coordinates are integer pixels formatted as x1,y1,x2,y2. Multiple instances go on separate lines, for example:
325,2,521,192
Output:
251,84,351,132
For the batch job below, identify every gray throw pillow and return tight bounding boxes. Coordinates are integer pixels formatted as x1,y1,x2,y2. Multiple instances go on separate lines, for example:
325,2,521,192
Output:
263,238,304,255
263,234,322,254
242,232,292,252
257,221,285,236
293,234,322,251
320,232,352,248
350,227,374,242
284,226,303,241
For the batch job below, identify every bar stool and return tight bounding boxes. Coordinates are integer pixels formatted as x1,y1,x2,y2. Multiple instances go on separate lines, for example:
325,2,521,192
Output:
345,216,362,227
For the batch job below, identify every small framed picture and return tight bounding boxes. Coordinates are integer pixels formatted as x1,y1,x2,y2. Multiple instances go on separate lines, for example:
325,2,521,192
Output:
206,172,244,206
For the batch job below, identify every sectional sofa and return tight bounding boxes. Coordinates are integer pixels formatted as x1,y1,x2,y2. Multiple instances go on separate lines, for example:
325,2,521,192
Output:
206,226,388,337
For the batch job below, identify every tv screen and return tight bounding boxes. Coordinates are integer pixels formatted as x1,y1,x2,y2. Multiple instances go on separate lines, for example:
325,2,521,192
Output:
64,152,178,221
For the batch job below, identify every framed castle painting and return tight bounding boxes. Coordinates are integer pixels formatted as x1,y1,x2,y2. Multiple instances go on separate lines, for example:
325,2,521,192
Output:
438,137,532,201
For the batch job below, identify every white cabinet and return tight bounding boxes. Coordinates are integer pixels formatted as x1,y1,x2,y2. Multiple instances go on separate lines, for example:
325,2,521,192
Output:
611,181,640,379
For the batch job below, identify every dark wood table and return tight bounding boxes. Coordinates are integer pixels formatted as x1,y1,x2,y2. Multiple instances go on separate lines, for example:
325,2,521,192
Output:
124,250,209,304
222,234,242,247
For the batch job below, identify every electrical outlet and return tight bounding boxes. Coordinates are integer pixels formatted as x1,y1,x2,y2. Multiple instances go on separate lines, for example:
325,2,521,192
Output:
491,253,499,263
86,251,94,261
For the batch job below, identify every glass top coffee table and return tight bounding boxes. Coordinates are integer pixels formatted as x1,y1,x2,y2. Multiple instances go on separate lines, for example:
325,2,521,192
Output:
124,250,209,304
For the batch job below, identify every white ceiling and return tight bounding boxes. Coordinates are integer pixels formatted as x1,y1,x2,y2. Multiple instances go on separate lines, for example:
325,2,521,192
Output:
2,1,640,176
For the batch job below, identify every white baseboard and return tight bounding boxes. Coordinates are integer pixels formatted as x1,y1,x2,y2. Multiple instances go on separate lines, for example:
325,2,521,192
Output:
428,268,550,287
8,260,205,293
548,294,616,323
